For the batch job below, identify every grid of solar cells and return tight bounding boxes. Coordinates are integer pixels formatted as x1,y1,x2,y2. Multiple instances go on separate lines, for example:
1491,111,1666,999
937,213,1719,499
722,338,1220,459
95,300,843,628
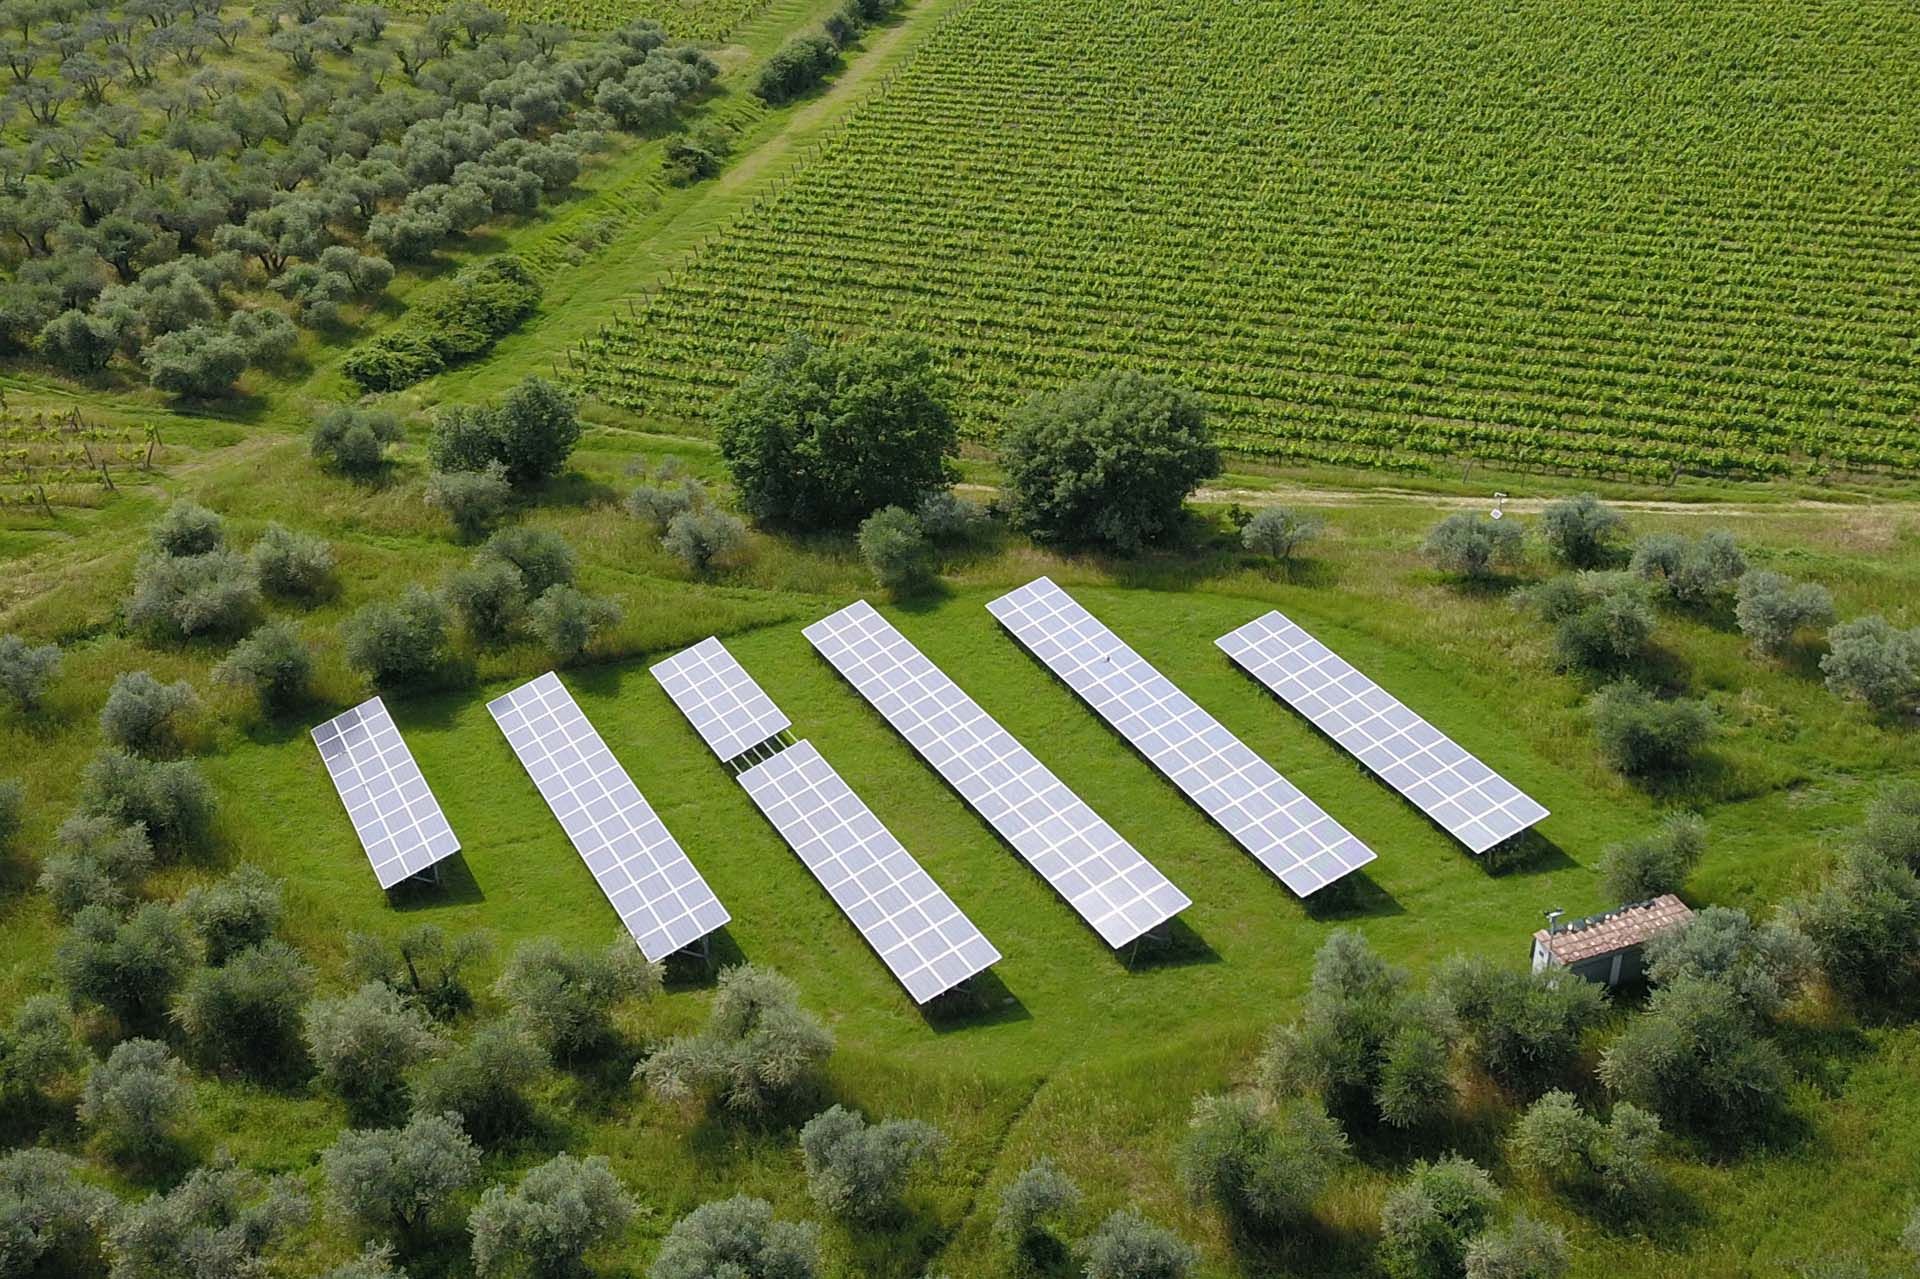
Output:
804,600,1191,948
1217,611,1550,854
311,697,460,890
487,673,730,960
649,637,792,762
738,740,1001,1003
986,577,1377,897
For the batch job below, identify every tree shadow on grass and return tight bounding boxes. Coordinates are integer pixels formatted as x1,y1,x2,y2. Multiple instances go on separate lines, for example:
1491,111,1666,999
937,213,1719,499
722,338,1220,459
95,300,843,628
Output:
1221,1211,1378,1279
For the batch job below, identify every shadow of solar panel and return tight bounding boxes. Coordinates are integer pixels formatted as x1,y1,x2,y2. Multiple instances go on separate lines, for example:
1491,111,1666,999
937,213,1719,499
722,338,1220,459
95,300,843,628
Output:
487,672,730,961
650,636,793,762
805,599,1190,947
986,577,1376,897
1217,611,1549,854
311,697,461,890
738,740,1001,1003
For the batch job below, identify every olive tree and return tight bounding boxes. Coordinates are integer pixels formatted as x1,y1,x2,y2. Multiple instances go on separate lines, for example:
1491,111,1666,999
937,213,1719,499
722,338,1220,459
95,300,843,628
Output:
0,1147,119,1274
322,1111,480,1241
1861,782,1920,873
1508,1090,1662,1205
639,964,833,1114
426,463,512,541
1598,976,1789,1135
99,672,200,758
478,529,577,597
213,621,314,712
1733,570,1833,658
647,1196,820,1279
494,938,660,1062
798,1105,945,1224
1521,572,1656,673
993,1158,1081,1266
411,1019,545,1146
857,505,933,592
1002,371,1218,553
1587,680,1714,779
527,586,622,663
125,550,260,640
1597,811,1706,902
1645,906,1812,1019
1435,954,1607,1096
446,558,525,646
1378,1157,1502,1279
1077,1209,1196,1279
79,751,215,857
1424,512,1524,581
312,404,404,478
79,1038,192,1159
1782,847,1920,1002
343,587,451,689
151,502,226,557
662,509,747,575
0,995,80,1107
1629,530,1747,607
251,523,335,599
39,816,154,917
0,633,61,712
1821,616,1920,714
107,1155,309,1279
56,903,195,1028
1241,506,1323,565
304,982,443,1123
347,924,491,1021
172,939,315,1078
1177,1093,1346,1232
1464,1215,1568,1279
181,863,284,964
1539,494,1626,569
470,1154,636,1278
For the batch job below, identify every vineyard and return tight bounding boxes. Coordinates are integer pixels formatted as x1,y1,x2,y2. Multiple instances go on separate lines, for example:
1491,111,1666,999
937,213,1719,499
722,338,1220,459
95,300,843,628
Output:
571,0,1920,480
0,409,151,512
387,0,774,38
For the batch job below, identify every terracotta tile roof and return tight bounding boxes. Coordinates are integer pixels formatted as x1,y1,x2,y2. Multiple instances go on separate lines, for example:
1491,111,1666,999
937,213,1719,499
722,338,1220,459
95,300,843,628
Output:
1534,894,1693,966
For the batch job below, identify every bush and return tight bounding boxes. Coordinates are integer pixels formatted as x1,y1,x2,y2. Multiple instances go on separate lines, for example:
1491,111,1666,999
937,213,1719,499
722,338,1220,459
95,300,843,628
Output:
182,864,284,965
38,816,154,917
100,671,200,758
56,903,195,1027
470,1154,637,1278
427,377,581,486
1508,1090,1662,1204
447,559,526,646
1521,571,1656,672
1539,494,1627,569
528,586,623,663
343,587,452,689
0,1147,117,1273
79,750,216,856
305,983,443,1124
126,550,261,640
1598,812,1706,902
993,1158,1080,1262
345,258,541,393
151,502,226,557
754,32,839,104
1424,512,1524,580
799,1105,945,1223
494,938,660,1062
1436,954,1607,1095
1734,570,1834,657
0,633,61,711
79,1038,191,1159
0,995,80,1104
663,509,747,575
1645,905,1813,1019
1598,975,1789,1134
626,479,701,529
214,621,315,713
1861,782,1920,873
1630,530,1747,607
648,1196,820,1279
347,924,491,1022
1464,1215,1569,1279
412,1019,544,1146
251,524,335,600
173,939,315,1078
640,964,833,1113
1078,1209,1196,1279
427,463,513,541
1378,1157,1502,1279
1002,371,1218,552
1783,847,1920,1002
1177,1093,1346,1231
858,506,934,592
915,488,988,541
108,1154,308,1279
343,330,446,393
323,1245,409,1279
1821,616,1920,713
478,529,577,597
312,405,405,478
1587,680,1713,778
1241,506,1323,563
323,1111,479,1240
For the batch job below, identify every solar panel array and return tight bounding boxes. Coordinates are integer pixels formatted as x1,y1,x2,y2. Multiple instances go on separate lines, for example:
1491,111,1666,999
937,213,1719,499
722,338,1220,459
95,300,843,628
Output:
987,577,1377,896
650,637,792,762
487,672,730,960
804,600,1190,947
738,740,1001,1003
311,697,461,889
1217,611,1549,853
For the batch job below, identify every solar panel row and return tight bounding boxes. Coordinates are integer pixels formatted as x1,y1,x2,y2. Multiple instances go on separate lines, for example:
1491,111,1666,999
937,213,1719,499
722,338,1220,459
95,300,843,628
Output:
487,672,730,960
804,600,1190,948
987,577,1377,897
1217,611,1549,853
649,637,792,763
311,697,461,889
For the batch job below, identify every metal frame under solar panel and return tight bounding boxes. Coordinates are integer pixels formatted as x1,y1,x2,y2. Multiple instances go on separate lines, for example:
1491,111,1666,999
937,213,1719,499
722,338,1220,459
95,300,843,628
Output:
1217,611,1549,854
986,577,1376,897
311,697,461,890
487,672,730,961
650,636,793,763
738,740,1001,1003
804,599,1191,948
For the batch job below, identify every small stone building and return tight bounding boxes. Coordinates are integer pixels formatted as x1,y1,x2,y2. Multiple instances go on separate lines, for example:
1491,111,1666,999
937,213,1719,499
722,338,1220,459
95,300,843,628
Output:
1530,894,1694,988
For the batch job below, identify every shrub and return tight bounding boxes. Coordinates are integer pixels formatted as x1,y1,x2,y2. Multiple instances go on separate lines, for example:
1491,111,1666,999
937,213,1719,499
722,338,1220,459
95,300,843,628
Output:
1509,1090,1663,1205
343,587,451,689
427,463,513,541
1002,371,1218,552
214,621,315,713
754,32,839,104
0,995,80,1104
1645,905,1813,1019
528,586,623,663
182,864,284,965
1598,812,1707,902
648,1196,820,1279
0,1147,117,1273
1783,847,1920,1002
0,633,61,711
1464,1215,1569,1279
915,488,988,541
1424,512,1524,580
427,377,581,486
1078,1209,1196,1279
151,502,226,557
470,1154,637,1278
1587,680,1713,778
56,903,195,1027
478,528,577,597
1734,570,1834,657
305,983,443,1124
251,524,335,599
494,938,660,1062
79,750,216,856
1861,782,1920,873
411,1019,544,1146
343,330,445,393
79,1038,191,1159
447,559,526,646
1378,1157,1502,1279
1522,571,1656,672
345,258,541,393
1539,494,1626,569
1241,506,1324,563
322,1111,480,1240
126,550,261,640
100,671,200,757
1598,975,1789,1134
993,1158,1081,1261
663,509,747,574
312,405,405,478
347,924,491,1022
323,1245,409,1279
626,479,700,529
38,816,154,917
1630,530,1747,606
108,1154,308,1279
858,505,934,592
1821,616,1920,713
640,964,833,1113
799,1105,945,1223
1435,955,1607,1096
173,939,315,1078
1177,1093,1346,1230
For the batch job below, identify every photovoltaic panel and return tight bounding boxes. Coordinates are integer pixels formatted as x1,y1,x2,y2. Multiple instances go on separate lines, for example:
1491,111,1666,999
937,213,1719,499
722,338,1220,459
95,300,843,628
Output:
804,600,1191,948
487,672,729,961
650,637,792,763
1217,611,1550,854
311,697,460,890
738,740,1001,1003
986,577,1377,897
